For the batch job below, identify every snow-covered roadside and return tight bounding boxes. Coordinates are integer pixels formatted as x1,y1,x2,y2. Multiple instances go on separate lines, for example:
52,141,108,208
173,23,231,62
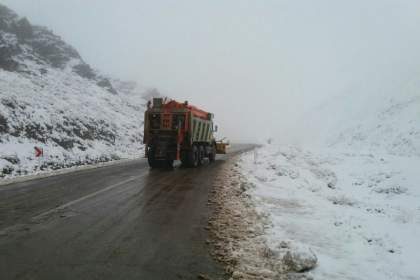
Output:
239,144,420,280
208,157,318,280
208,161,273,280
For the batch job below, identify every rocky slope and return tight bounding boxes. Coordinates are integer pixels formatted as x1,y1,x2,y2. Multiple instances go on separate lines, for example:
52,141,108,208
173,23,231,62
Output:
0,4,148,178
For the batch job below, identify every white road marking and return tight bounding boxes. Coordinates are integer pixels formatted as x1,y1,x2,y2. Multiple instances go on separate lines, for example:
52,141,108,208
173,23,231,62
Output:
0,173,147,236
34,173,148,220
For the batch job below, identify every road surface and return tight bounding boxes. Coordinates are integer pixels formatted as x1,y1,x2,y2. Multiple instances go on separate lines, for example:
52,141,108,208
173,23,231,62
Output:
0,144,254,280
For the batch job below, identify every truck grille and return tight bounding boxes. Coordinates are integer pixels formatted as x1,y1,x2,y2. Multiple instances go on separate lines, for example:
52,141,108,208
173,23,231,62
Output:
161,114,171,129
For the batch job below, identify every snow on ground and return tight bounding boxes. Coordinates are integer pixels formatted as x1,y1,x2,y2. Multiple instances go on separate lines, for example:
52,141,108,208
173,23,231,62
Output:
240,144,420,280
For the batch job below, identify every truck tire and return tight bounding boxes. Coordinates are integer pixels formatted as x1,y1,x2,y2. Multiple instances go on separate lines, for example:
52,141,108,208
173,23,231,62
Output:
147,147,160,168
190,145,198,167
209,143,216,163
164,159,174,168
198,145,205,166
182,145,198,167
180,150,189,167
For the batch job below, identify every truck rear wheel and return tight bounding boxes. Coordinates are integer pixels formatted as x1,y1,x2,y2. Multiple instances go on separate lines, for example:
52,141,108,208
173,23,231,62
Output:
164,159,173,168
148,160,159,168
209,143,216,163
180,150,188,167
189,145,199,167
198,145,205,166
147,146,158,168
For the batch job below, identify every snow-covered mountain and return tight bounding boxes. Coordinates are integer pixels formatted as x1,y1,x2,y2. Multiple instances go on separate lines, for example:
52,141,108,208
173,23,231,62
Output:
0,4,148,178
239,77,420,279
329,94,420,157
291,79,420,157
239,61,420,279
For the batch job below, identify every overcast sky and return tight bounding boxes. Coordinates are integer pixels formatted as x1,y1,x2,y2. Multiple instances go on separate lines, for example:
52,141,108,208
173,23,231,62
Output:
2,0,420,143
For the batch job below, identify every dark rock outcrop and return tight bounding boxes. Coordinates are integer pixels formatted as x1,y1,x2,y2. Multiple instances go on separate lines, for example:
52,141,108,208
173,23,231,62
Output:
0,3,117,94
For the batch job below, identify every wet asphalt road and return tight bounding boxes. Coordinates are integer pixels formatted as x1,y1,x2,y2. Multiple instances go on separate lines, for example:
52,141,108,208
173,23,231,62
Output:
0,144,254,280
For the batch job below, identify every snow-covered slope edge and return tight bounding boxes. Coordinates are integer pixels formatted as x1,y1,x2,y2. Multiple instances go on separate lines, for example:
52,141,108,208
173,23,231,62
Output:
238,70,420,279
0,4,148,178
238,88,420,278
240,145,420,280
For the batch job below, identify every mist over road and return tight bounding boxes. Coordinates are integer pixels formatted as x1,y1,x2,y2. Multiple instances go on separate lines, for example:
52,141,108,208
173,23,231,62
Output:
0,144,254,280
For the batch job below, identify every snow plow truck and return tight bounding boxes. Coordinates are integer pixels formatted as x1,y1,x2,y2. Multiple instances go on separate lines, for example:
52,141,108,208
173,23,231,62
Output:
143,98,227,168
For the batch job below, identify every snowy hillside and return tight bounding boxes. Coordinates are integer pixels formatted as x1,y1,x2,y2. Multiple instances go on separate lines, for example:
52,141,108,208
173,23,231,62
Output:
329,94,420,157
0,4,148,178
236,44,420,277
291,81,420,157
238,78,420,278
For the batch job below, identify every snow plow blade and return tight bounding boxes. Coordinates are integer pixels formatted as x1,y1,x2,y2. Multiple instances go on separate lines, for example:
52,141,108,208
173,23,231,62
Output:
215,141,229,154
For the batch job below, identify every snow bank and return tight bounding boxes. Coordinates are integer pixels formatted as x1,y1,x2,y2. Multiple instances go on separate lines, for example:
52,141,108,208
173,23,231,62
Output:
240,145,420,280
208,158,321,280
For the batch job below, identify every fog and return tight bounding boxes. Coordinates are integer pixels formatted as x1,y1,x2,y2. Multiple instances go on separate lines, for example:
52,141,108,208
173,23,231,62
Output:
2,0,420,143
